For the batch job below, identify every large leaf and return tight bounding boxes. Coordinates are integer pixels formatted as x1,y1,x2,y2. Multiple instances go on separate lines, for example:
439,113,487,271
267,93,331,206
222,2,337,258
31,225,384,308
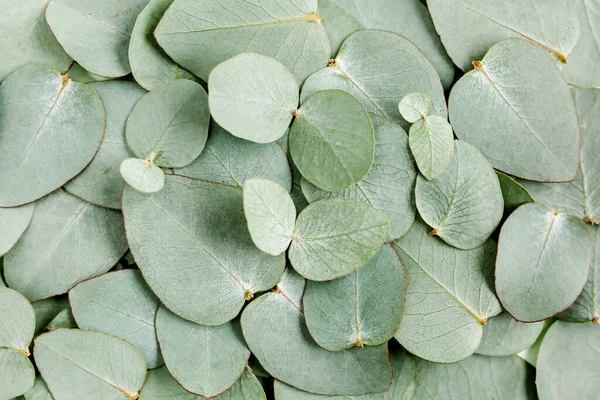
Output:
300,30,447,131
0,64,104,207
449,39,580,182
45,0,150,77
174,123,292,191
129,0,196,91
289,199,390,281
65,81,146,209
241,269,393,396
301,114,417,240
155,306,250,397
0,0,71,81
290,89,374,192
4,190,128,301
318,0,455,88
428,0,579,71
122,174,285,325
537,321,600,400
209,53,299,144
0,204,34,257
154,0,330,82
34,329,147,400
125,80,209,168
476,312,544,357
303,244,406,351
496,203,592,322
415,140,503,250
392,218,502,363
409,116,454,181
69,269,163,368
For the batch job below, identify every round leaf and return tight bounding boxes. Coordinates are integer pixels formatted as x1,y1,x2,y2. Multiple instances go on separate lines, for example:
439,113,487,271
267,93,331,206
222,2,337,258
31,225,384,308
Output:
289,199,390,281
122,174,285,325
209,53,299,144
34,329,147,400
399,93,433,123
289,89,374,192
0,64,104,207
303,244,406,351
409,115,454,181
449,39,580,182
156,306,250,397
496,202,592,322
415,140,503,250
126,80,209,168
0,348,35,400
563,0,600,87
69,269,163,368
0,204,34,257
120,158,165,194
476,312,544,357
0,288,35,352
4,190,128,301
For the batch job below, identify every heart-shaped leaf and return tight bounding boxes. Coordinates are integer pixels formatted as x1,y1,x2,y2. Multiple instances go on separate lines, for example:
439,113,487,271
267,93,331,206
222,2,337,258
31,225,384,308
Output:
120,158,166,193
476,312,544,357
563,0,600,87
0,204,34,257
409,115,454,181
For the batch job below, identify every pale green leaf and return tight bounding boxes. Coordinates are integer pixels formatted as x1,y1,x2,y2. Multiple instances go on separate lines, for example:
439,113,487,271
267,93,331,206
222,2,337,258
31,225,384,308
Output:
0,204,34,257
409,115,454,181
563,0,600,88
0,349,35,400
66,63,111,84
120,158,166,194
399,93,433,123
212,367,266,400
45,308,76,331
476,312,544,356
517,319,554,367
139,366,197,400
24,377,54,400
496,172,533,213
0,288,35,352
31,298,69,335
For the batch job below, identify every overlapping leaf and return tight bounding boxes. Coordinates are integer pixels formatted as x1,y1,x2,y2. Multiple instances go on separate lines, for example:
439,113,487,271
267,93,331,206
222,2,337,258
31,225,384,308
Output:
476,312,544,357
0,204,34,257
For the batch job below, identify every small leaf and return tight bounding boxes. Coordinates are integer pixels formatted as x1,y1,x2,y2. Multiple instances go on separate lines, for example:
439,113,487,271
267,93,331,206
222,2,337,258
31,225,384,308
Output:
120,158,166,194
212,368,266,400
0,203,34,257
24,376,54,400
399,93,433,123
31,299,69,336
476,312,544,357
0,288,35,352
496,171,534,213
409,115,454,181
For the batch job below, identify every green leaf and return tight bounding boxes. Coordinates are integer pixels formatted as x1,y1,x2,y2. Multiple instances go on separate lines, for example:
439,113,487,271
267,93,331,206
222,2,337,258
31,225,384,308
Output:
496,203,592,322
240,269,393,396
0,64,104,207
563,0,600,87
208,53,299,143
45,0,150,77
300,30,447,131
409,115,454,181
318,0,455,89
125,80,209,168
415,140,503,250
34,329,147,400
243,179,296,256
427,0,579,70
399,93,433,123
174,123,292,191
154,0,331,83
66,63,111,84
122,174,285,325
289,89,374,192
476,312,545,357
45,308,76,331
120,158,166,193
0,0,71,81
0,288,35,352
289,199,390,281
129,0,197,91
300,114,417,240
496,172,534,214
212,367,266,400
449,39,580,182
303,244,406,351
25,377,54,400
517,319,554,367
537,321,600,400
392,218,502,363
155,306,250,397
65,81,147,209
0,204,34,257
69,269,163,368
0,348,35,400
31,298,69,335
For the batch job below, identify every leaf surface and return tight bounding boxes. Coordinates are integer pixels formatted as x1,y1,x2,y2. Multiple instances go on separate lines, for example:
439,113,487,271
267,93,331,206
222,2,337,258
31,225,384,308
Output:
0,204,34,257
563,0,600,87
409,115,454,181
120,158,165,193
0,288,35,352
476,312,544,357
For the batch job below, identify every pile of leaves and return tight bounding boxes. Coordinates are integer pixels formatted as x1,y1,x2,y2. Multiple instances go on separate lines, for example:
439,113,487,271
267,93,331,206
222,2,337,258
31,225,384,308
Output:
1,0,599,399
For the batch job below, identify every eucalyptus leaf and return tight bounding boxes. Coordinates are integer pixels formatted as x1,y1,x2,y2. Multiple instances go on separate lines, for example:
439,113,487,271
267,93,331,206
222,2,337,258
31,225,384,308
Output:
449,39,580,182
289,199,390,281
69,269,163,368
31,298,69,335
4,190,128,302
289,89,374,192
300,30,447,131
0,204,34,257
155,306,250,397
416,140,503,250
0,349,35,400
24,377,54,400
126,80,209,168
209,53,299,143
476,312,544,357
496,203,592,322
122,174,285,325
129,0,197,91
44,308,76,331
154,0,331,83
392,218,502,363
66,63,111,84
120,158,166,193
398,93,433,123
409,115,454,181
0,63,104,207
517,319,554,368
211,367,266,400
241,269,393,396
34,329,147,400
496,172,534,214
300,114,417,240
45,0,150,77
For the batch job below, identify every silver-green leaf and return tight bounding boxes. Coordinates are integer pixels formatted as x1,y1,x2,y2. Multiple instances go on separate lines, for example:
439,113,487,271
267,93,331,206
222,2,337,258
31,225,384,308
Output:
563,0,600,88
409,115,454,181
120,158,166,194
476,312,545,357
0,204,34,257
399,93,433,123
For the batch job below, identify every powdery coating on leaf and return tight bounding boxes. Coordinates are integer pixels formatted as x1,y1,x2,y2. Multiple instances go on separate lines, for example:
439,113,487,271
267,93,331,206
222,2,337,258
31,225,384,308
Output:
409,115,454,181
495,203,592,322
0,204,35,257
0,288,36,352
154,0,331,83
563,0,600,88
122,174,285,325
0,348,36,399
476,312,544,356
399,92,433,123
289,199,390,281
392,218,502,363
0,64,104,207
120,158,166,193
449,39,580,182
